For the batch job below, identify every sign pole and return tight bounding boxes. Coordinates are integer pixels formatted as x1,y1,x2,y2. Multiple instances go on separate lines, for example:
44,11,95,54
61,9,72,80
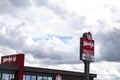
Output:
84,60,90,80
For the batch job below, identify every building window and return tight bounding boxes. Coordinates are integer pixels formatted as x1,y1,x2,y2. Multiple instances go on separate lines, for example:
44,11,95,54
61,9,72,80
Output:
48,77,52,80
31,76,36,80
43,76,47,80
25,75,31,80
9,74,14,80
2,73,9,80
1,73,14,80
37,76,42,80
24,75,52,80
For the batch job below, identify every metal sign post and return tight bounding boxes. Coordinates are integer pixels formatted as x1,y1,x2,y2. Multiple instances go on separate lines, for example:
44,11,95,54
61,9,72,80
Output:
84,60,90,80
80,32,94,80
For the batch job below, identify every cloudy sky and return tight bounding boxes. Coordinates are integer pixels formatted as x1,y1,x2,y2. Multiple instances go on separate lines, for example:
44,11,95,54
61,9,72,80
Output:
1,0,120,80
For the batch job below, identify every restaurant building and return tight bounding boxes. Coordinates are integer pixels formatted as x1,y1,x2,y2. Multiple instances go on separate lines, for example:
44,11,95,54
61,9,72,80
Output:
0,54,97,80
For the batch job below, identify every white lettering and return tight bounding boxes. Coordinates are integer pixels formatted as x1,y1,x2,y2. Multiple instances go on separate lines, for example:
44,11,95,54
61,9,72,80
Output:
83,49,94,55
82,54,94,61
3,56,17,63
83,41,94,48
13,56,17,62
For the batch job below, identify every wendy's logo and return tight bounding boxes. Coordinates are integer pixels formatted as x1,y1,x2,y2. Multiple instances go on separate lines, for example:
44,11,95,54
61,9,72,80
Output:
83,32,92,40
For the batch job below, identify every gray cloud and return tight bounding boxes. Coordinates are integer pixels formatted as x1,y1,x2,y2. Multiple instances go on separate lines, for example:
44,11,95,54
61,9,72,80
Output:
35,0,69,19
115,77,120,80
0,25,26,51
9,0,30,8
35,0,47,6
0,0,30,15
0,0,14,14
0,0,86,64
96,29,120,62
23,39,80,65
0,24,80,65
0,0,70,19
68,16,86,30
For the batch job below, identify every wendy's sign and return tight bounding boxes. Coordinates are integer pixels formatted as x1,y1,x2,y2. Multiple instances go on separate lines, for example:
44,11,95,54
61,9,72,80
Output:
1,54,24,66
80,32,94,61
2,55,17,64
1,54,24,80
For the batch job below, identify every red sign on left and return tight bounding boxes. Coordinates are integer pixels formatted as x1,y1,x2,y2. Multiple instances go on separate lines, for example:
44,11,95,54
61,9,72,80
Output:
1,54,24,80
2,55,17,64
1,54,24,66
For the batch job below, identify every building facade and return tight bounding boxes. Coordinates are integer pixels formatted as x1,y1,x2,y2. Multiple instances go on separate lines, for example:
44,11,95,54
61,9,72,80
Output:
0,54,97,80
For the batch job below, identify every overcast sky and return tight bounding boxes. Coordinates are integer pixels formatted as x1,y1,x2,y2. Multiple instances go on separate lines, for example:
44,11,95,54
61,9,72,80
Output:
0,0,120,80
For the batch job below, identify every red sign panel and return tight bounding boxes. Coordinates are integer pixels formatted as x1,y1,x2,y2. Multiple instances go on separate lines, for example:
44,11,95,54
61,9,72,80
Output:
80,32,94,61
1,54,24,80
